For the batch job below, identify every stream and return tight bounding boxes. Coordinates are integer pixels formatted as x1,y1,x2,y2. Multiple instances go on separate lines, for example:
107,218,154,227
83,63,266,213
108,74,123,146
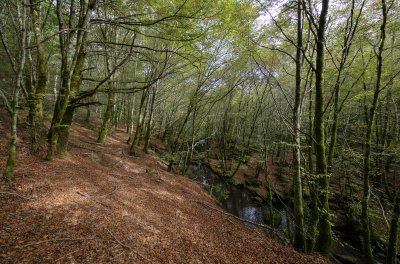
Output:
187,163,287,229
187,162,369,264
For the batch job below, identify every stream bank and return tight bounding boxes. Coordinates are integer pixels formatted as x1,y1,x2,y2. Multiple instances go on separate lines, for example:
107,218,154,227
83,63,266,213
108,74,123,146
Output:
186,162,368,264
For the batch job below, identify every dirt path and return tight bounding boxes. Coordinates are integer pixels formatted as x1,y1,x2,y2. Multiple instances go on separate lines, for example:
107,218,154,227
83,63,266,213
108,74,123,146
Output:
0,121,329,264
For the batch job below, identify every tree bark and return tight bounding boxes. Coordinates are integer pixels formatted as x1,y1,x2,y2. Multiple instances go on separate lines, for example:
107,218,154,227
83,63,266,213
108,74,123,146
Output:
386,194,400,264
130,89,148,155
292,0,305,251
313,0,332,255
97,88,115,143
143,84,157,153
28,0,48,153
47,0,93,159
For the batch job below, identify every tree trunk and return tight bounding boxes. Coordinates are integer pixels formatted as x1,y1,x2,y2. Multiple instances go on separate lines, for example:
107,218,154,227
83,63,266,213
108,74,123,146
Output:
386,194,400,264
362,2,387,263
3,0,27,179
292,0,305,251
306,83,319,253
85,105,91,123
28,0,48,153
313,0,332,255
47,0,93,160
4,100,19,180
130,89,148,155
55,106,74,155
143,84,157,153
97,87,115,143
137,94,149,145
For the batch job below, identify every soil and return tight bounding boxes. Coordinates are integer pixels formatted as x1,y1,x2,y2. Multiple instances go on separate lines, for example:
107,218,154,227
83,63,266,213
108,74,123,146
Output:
0,115,329,264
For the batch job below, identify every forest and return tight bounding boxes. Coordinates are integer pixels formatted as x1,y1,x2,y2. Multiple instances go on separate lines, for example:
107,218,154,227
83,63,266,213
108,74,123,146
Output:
0,0,399,263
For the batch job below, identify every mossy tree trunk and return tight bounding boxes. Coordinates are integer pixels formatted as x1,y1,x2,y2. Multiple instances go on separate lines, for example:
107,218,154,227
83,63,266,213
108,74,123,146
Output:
97,86,115,143
47,0,93,160
130,89,149,155
313,0,332,255
306,85,319,253
28,0,48,153
55,106,74,155
143,84,157,153
386,194,400,264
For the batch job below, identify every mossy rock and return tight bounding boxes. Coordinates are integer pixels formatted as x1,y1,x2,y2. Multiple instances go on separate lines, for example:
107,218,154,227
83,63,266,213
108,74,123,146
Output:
146,167,158,174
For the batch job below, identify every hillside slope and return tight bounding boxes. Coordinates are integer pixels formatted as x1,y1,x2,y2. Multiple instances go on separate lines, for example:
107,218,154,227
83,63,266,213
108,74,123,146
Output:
0,119,328,264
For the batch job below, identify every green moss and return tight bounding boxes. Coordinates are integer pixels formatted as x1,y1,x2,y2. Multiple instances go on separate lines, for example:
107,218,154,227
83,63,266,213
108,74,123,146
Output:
146,167,158,174
4,143,16,180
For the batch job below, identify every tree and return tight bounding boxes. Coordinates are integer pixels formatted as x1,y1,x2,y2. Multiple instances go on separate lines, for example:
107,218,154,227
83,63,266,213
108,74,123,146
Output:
361,0,389,262
47,0,96,159
292,0,305,251
26,0,48,153
310,0,333,255
0,0,28,180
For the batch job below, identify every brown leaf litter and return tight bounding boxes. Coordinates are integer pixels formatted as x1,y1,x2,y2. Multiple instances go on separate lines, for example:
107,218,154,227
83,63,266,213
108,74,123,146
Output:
0,120,329,264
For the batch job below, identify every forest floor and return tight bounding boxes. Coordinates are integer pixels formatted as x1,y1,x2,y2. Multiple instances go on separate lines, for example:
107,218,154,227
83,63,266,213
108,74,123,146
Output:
0,116,329,263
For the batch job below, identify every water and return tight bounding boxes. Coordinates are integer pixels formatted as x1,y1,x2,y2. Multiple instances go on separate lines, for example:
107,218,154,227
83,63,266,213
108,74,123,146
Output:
187,162,372,264
187,163,286,229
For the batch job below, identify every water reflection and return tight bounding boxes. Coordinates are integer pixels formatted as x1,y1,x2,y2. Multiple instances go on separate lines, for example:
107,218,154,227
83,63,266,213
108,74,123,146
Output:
188,163,280,227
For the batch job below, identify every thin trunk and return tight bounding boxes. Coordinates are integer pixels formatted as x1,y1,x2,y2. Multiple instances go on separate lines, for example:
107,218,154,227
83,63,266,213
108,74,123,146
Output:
293,0,305,251
327,0,364,171
85,105,91,122
362,1,387,263
4,97,19,180
143,84,157,153
126,95,135,143
130,89,147,155
4,0,27,180
307,82,319,253
386,194,400,264
138,94,150,145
